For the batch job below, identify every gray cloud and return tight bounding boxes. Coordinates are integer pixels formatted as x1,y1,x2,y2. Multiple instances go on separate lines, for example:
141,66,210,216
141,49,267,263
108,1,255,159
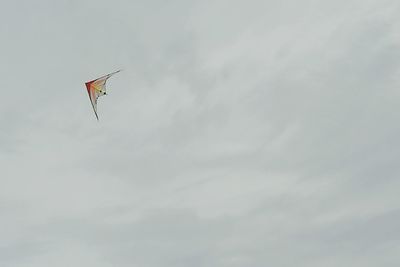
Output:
1,0,400,266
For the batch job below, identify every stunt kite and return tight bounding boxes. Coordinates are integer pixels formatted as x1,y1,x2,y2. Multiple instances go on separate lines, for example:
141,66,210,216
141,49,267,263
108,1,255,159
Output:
85,70,121,120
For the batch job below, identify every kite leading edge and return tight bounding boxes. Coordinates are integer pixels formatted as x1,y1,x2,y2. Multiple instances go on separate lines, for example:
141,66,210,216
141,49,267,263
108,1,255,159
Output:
85,70,121,120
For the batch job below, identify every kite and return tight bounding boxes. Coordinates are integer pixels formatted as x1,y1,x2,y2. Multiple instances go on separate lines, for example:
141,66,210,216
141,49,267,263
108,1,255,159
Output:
85,70,121,120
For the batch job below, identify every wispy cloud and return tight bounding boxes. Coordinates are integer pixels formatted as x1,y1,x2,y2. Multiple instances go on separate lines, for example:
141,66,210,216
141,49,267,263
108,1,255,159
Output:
0,0,399,266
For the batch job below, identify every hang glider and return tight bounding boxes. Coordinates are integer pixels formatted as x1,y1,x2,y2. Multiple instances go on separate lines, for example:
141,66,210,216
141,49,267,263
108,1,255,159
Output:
85,70,121,120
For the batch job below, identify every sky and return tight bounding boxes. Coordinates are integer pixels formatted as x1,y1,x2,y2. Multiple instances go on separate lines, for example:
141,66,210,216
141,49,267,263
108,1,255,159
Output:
1,0,400,266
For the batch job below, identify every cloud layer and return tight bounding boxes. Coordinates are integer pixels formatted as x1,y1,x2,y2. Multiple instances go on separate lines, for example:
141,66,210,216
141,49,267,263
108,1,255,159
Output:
1,0,400,266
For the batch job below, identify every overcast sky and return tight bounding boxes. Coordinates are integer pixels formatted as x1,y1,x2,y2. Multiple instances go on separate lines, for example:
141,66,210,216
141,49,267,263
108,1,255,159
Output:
1,0,400,266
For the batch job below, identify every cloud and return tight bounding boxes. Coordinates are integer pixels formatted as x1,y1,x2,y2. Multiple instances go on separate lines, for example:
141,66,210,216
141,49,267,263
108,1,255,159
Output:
1,0,400,266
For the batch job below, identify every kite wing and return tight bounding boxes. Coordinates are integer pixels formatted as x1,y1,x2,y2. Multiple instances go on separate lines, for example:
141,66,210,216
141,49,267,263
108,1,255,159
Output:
85,70,121,120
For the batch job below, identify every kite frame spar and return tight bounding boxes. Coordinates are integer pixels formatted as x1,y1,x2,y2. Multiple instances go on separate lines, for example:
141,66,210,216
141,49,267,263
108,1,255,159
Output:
85,70,121,120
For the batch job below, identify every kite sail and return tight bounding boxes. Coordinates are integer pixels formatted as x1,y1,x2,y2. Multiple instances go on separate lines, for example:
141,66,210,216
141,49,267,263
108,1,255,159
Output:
85,70,121,120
